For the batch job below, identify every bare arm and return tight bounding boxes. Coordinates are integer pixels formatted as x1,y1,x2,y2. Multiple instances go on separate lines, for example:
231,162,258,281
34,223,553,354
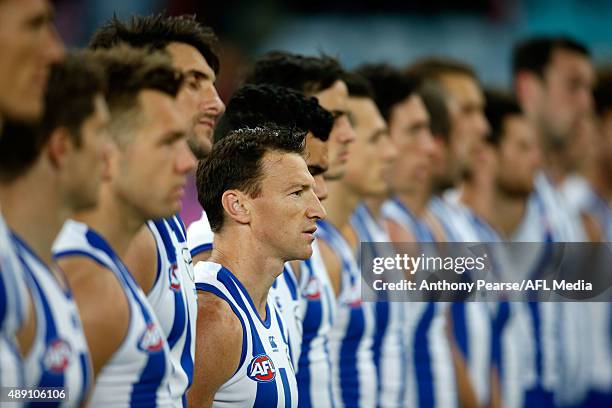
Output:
58,257,129,379
187,291,243,408
123,226,159,294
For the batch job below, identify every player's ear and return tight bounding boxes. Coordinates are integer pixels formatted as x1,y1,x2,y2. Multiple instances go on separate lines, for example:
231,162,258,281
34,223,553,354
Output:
46,126,74,169
221,189,251,225
515,70,542,111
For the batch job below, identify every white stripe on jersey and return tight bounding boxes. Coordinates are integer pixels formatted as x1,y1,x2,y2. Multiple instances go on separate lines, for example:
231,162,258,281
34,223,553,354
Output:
427,195,493,406
0,212,28,389
296,238,336,408
383,198,458,408
315,220,377,408
194,261,298,408
351,203,407,408
53,220,173,407
270,264,301,369
147,215,197,404
187,211,214,258
13,234,91,407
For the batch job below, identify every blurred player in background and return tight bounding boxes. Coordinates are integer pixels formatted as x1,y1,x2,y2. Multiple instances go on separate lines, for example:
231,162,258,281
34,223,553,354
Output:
0,0,64,390
53,47,192,406
0,53,110,405
89,14,225,403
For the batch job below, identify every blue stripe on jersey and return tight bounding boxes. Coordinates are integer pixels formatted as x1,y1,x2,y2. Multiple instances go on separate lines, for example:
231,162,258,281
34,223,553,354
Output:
491,302,510,379
195,282,247,373
181,306,194,387
190,243,213,258
372,302,389,393
283,270,298,301
78,353,90,406
0,274,7,332
279,368,292,408
217,268,272,329
144,223,162,289
152,219,177,264
451,303,469,358
22,259,66,397
415,303,436,407
528,302,543,383
171,216,187,242
340,307,365,407
81,230,167,407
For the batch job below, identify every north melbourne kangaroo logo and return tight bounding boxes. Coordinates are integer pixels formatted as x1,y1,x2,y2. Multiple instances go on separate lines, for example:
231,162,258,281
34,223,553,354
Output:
247,354,276,382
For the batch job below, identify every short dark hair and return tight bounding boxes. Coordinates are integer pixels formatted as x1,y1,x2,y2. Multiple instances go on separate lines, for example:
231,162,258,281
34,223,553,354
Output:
594,67,612,115
85,46,182,143
355,64,420,121
0,53,106,182
419,81,451,141
406,57,478,82
245,51,344,95
89,12,220,74
343,71,374,98
214,84,333,143
484,89,522,146
197,126,306,232
512,36,590,78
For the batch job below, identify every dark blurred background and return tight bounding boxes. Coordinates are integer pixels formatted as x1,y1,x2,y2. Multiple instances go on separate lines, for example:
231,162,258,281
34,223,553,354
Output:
52,0,612,224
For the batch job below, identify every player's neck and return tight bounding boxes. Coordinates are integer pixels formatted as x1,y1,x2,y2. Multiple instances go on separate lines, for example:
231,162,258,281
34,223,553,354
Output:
396,189,429,218
460,175,495,223
489,187,528,239
0,165,68,266
588,165,612,202
323,180,360,231
542,152,569,187
363,196,387,219
211,230,284,320
74,185,145,258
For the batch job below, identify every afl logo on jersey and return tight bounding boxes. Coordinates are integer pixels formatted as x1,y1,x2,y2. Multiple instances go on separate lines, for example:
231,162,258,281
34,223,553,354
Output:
138,323,164,353
304,276,321,300
247,354,276,382
43,339,72,373
169,264,181,291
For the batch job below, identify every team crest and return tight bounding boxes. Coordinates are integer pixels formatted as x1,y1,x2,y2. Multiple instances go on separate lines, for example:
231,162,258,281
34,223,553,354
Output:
169,264,181,291
138,323,164,353
43,339,72,373
304,276,321,300
247,354,276,382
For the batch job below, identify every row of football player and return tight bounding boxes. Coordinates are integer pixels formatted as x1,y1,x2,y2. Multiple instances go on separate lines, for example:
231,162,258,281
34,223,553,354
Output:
1,2,611,408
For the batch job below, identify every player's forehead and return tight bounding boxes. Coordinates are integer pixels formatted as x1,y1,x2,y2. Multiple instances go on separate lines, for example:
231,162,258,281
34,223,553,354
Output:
259,150,312,187
0,0,52,22
314,80,348,111
350,97,385,131
441,73,484,105
165,41,215,80
138,90,184,131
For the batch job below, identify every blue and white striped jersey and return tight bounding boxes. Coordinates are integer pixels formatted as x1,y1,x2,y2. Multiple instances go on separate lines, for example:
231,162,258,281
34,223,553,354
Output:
270,264,301,368
13,233,91,407
0,212,28,389
147,215,197,405
53,220,173,407
315,219,377,408
295,238,337,408
350,203,407,408
194,261,298,408
186,211,213,259
383,197,458,408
